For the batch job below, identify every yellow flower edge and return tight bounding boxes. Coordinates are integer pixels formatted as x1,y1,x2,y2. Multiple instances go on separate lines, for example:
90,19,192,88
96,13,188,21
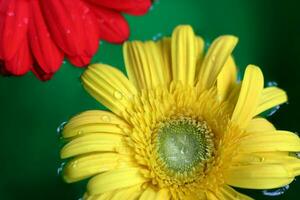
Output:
60,25,300,200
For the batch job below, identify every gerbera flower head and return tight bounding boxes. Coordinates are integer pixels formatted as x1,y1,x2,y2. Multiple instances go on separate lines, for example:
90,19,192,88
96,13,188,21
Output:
0,0,151,80
60,25,300,199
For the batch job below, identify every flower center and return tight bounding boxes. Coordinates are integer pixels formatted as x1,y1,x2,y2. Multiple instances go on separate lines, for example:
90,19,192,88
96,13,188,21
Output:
156,117,214,173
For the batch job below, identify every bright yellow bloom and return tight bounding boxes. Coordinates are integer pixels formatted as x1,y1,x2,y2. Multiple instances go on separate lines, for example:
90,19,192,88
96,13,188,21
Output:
60,25,300,200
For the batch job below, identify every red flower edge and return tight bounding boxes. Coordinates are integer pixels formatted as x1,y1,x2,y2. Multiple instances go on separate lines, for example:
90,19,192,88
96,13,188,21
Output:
0,0,151,80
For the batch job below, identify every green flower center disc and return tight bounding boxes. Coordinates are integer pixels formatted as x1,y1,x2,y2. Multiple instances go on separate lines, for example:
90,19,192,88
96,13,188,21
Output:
156,118,213,172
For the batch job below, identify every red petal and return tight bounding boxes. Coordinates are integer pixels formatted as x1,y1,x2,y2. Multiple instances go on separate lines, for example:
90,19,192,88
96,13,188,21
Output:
4,38,32,75
39,0,99,66
90,5,129,43
29,0,63,74
66,55,91,67
0,0,29,59
31,64,54,81
86,0,151,15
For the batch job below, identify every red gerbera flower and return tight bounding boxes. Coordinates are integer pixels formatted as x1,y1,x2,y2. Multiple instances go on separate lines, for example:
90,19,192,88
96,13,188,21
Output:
0,0,151,80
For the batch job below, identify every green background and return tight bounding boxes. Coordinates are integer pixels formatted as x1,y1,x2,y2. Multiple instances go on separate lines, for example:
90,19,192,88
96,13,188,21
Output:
0,0,299,199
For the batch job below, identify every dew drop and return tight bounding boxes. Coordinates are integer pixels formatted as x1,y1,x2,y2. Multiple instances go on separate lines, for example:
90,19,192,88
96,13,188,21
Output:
7,11,15,16
205,41,212,51
57,162,66,175
114,91,123,99
57,121,67,136
66,29,71,34
72,163,77,168
266,105,280,117
77,130,83,135
23,17,29,24
259,157,265,162
101,115,111,122
83,7,90,14
62,60,67,64
267,81,278,87
211,54,216,62
152,32,163,41
262,185,289,196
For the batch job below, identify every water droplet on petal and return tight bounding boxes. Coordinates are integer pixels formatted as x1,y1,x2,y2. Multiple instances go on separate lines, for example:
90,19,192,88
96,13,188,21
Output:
57,121,67,136
7,11,15,16
114,91,123,100
23,17,29,24
102,115,111,122
77,130,83,135
259,157,265,162
262,185,289,196
66,29,71,34
83,7,90,14
211,54,216,62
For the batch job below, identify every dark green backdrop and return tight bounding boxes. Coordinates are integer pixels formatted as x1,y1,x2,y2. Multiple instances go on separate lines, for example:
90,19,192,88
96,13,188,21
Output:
1,0,299,199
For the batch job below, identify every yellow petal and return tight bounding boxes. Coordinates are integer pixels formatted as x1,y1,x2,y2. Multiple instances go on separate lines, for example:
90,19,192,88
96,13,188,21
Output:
123,41,168,90
87,167,147,195
240,130,300,152
84,192,114,200
196,35,238,91
225,164,294,189
63,153,134,183
62,110,130,138
206,191,221,200
110,185,143,200
156,37,171,84
139,186,170,200
60,133,127,159
231,65,264,128
194,36,205,66
226,82,241,108
219,185,254,200
233,152,300,176
171,25,197,85
217,56,238,101
255,86,287,116
82,64,137,116
246,117,275,133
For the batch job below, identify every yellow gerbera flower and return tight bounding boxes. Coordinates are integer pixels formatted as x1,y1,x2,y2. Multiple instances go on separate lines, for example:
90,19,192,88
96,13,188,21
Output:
60,25,300,200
